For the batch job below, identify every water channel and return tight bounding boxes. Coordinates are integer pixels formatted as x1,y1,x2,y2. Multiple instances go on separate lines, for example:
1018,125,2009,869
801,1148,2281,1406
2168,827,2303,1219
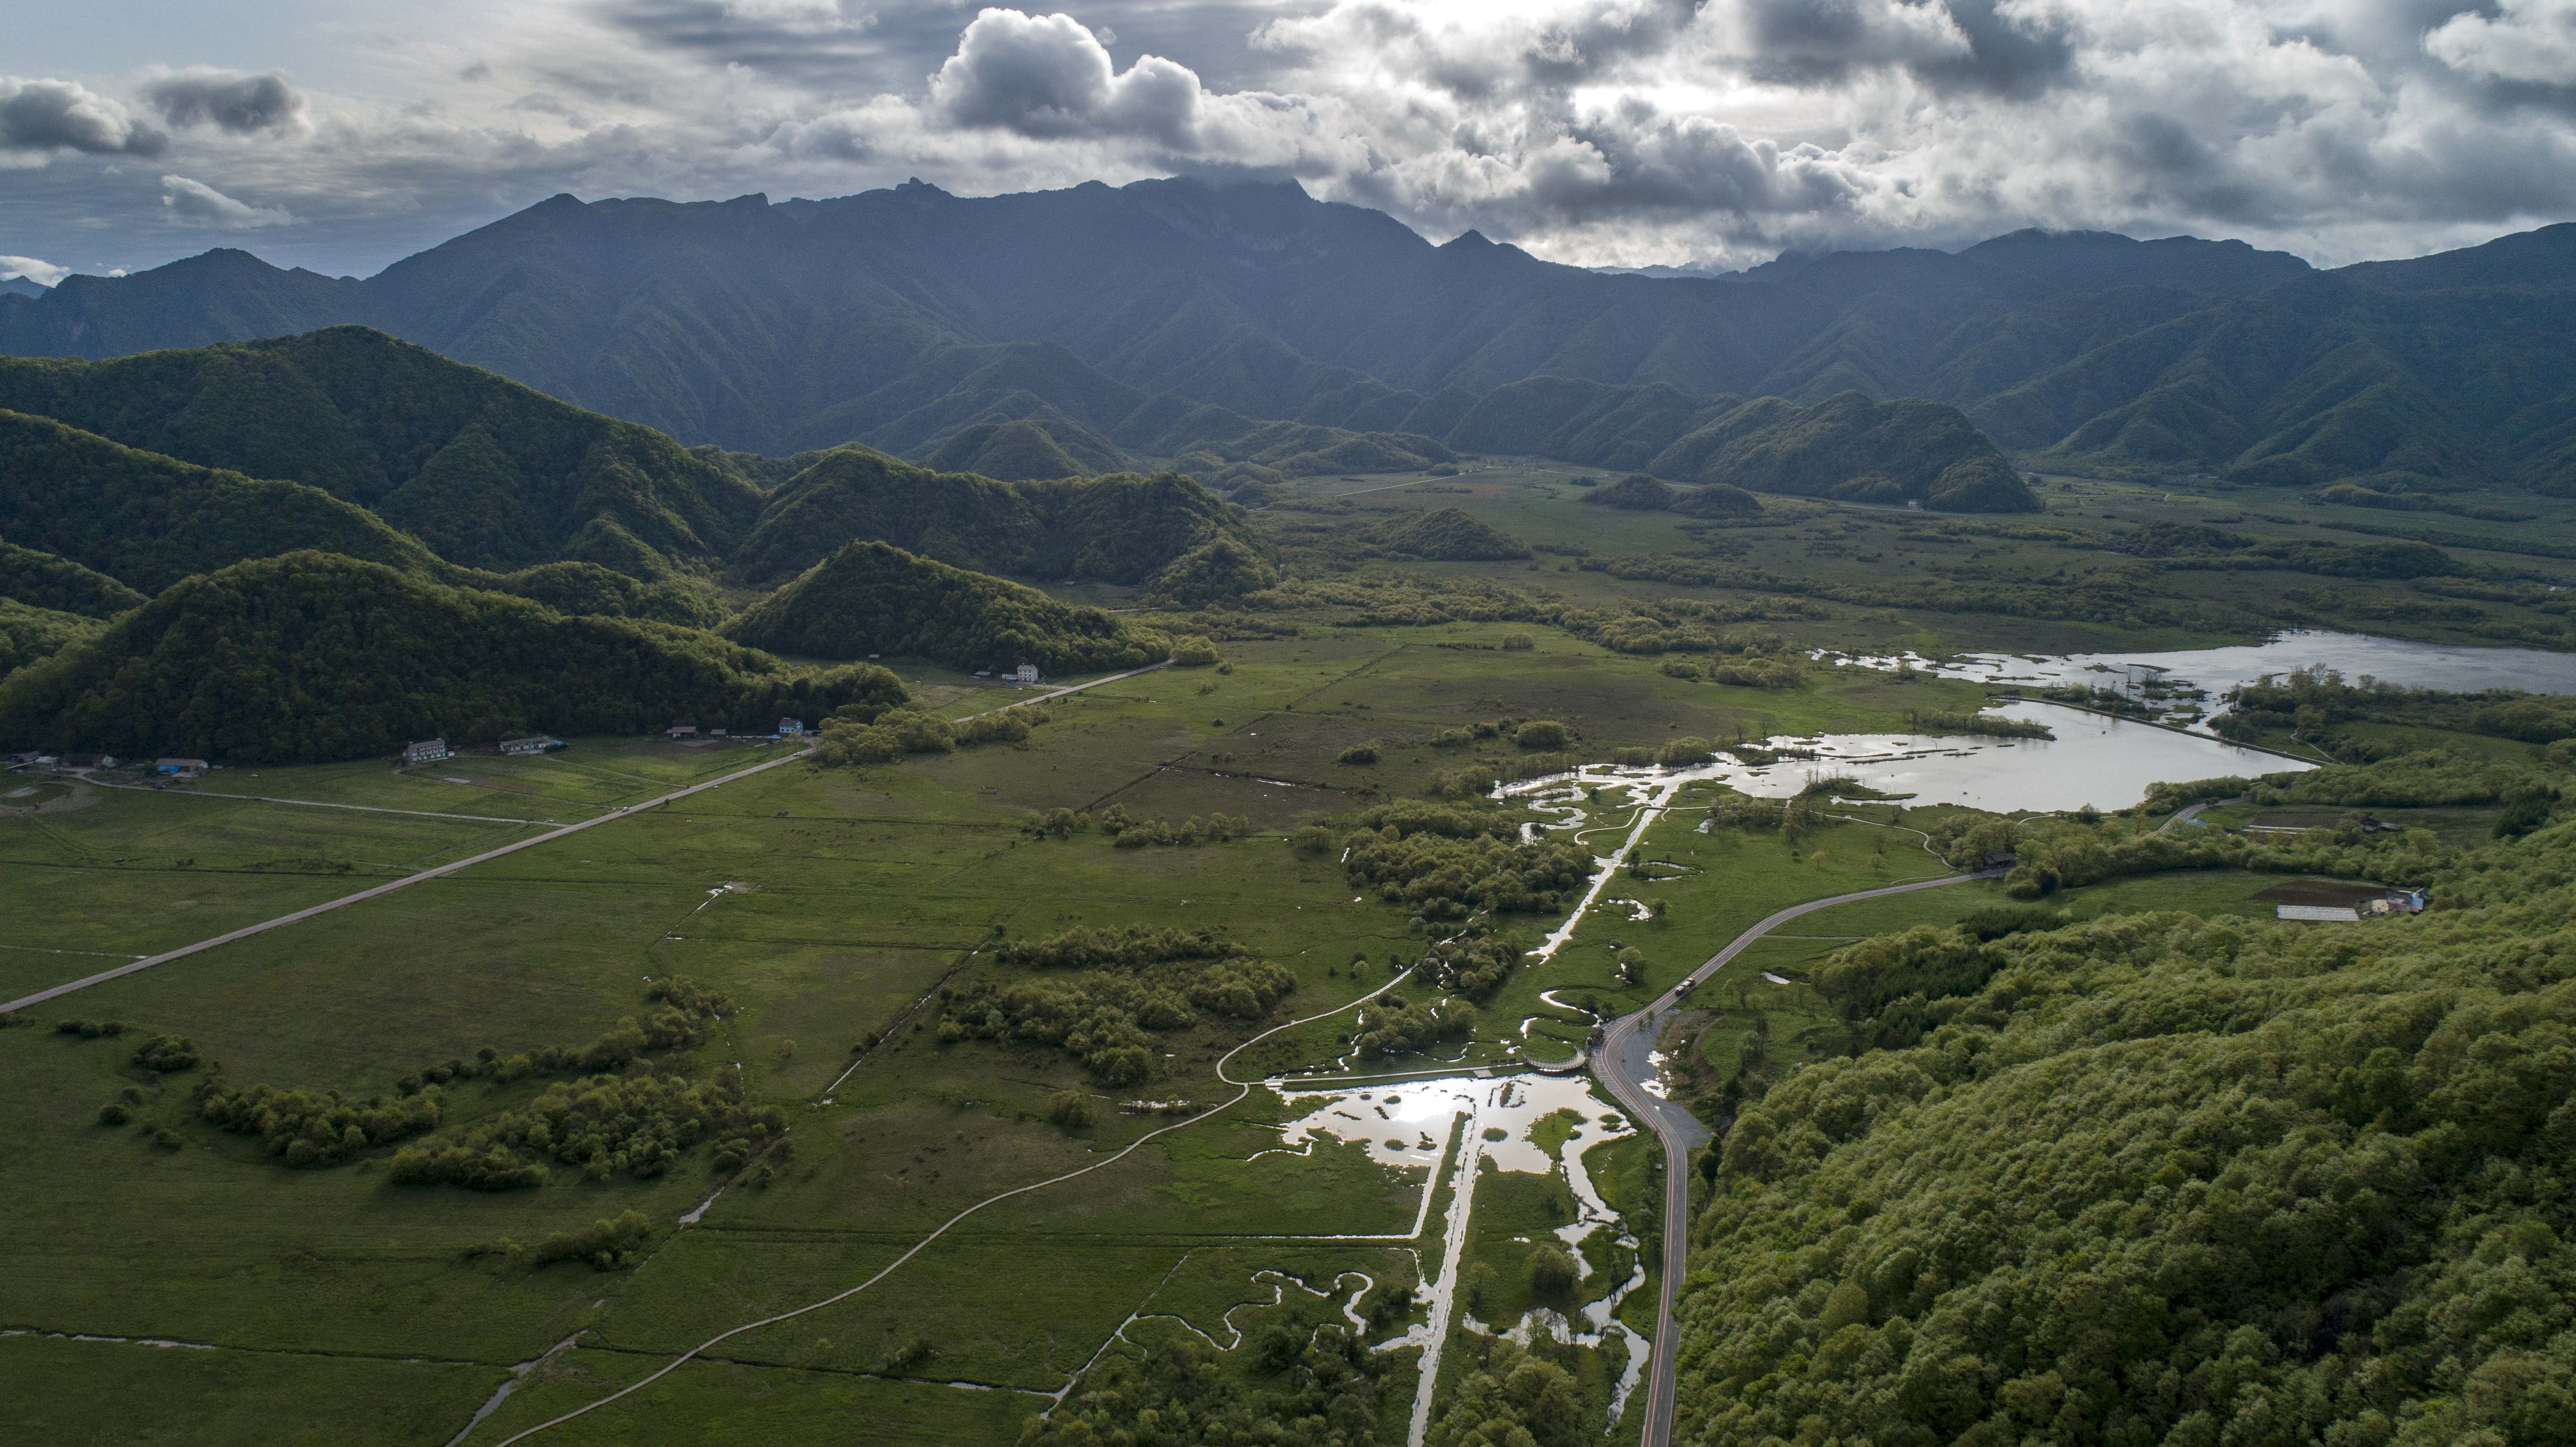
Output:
1262,1072,1652,1443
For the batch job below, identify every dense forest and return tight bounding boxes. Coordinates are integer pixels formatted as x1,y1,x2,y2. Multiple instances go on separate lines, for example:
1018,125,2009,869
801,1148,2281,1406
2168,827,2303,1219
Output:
0,551,904,762
1455,382,2041,512
1675,759,2576,1445
721,540,1167,674
0,328,761,576
732,445,1264,588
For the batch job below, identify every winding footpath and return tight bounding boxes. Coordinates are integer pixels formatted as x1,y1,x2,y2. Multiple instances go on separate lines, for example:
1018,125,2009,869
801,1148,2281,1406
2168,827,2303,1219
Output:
1589,868,2005,1447
1,663,1166,1016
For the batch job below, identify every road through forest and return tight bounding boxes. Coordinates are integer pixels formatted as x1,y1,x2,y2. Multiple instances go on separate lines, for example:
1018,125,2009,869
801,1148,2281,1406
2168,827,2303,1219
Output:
1589,868,2003,1447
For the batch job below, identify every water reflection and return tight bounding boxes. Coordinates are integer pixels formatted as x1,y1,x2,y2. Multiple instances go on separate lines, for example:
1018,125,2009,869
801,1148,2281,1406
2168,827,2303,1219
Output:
1263,1072,1651,1440
1828,628,2576,730
1497,701,2306,818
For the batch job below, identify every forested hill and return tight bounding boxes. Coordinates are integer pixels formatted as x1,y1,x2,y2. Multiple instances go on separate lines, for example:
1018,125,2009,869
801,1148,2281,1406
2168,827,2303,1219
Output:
0,551,904,763
733,446,1264,587
722,540,1166,674
1454,386,2040,512
0,328,761,577
2,178,2568,502
0,408,442,591
1679,809,2576,1444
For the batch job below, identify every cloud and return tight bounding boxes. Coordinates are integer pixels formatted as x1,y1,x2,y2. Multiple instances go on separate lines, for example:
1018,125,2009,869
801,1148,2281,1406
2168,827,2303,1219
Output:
144,69,311,135
0,75,166,157
928,9,1208,147
159,174,296,228
2425,0,2576,88
0,254,68,286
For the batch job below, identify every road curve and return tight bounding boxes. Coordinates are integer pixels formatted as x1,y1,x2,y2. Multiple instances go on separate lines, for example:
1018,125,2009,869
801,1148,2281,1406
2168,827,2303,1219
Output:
1590,868,2002,1447
1,662,1167,1016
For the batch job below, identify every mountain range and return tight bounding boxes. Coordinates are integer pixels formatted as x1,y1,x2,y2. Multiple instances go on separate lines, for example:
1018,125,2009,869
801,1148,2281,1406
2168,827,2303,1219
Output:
5,176,2569,501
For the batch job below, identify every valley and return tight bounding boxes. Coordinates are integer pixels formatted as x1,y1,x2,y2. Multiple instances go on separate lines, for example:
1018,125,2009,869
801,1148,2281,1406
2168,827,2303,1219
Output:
4,189,2576,1447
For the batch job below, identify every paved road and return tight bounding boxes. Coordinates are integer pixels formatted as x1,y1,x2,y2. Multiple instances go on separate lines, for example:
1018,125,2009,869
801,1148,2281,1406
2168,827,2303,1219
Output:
1590,868,2002,1447
2158,795,2246,833
1,662,1166,1016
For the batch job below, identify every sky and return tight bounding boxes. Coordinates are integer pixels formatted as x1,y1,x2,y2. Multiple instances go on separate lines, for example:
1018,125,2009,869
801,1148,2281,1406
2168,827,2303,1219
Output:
5,0,2576,284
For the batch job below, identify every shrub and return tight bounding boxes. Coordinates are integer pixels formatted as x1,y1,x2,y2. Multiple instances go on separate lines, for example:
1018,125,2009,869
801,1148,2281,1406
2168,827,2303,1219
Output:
1514,719,1571,750
1336,744,1379,765
1047,1090,1097,1129
97,1102,131,1126
530,1210,654,1271
130,1034,199,1072
1170,636,1222,667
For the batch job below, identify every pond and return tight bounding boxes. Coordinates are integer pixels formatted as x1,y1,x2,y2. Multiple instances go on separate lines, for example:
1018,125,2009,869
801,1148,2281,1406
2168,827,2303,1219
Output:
1502,700,2306,817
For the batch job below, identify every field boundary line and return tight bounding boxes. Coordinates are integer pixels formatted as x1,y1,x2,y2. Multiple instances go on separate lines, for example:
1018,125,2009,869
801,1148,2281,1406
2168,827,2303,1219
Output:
479,962,1412,1445
1,662,1167,1016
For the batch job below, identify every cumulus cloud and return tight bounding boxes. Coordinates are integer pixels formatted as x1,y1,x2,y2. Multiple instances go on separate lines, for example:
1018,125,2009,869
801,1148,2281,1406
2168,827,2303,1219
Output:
159,174,296,228
929,9,1207,145
0,254,69,286
13,1,2576,276
144,69,310,135
2424,0,2576,88
0,76,165,158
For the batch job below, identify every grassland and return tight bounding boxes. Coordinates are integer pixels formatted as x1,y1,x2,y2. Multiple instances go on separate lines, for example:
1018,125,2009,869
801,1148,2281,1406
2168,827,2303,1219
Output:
6,487,2555,1446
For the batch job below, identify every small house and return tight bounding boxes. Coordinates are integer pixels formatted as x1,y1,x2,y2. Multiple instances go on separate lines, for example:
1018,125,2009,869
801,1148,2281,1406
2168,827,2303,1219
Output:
778,718,806,738
972,670,991,679
498,736,560,757
155,757,209,777
58,753,117,771
667,725,698,740
1014,663,1040,685
403,739,450,765
709,726,729,739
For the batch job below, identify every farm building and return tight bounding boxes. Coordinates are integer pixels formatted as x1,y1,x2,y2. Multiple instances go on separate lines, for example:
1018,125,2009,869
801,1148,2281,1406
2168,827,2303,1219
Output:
2278,904,2362,923
403,739,450,765
498,736,561,756
666,725,698,740
1014,663,1041,684
155,758,208,776
778,718,806,738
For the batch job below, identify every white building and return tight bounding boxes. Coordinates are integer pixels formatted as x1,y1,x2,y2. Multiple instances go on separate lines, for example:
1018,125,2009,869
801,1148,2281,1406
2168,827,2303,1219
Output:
778,717,806,738
1014,663,1041,685
498,736,560,756
403,739,450,765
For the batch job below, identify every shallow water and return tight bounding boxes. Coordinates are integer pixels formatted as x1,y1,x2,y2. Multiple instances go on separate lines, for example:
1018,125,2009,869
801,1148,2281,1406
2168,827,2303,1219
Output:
1830,628,2576,725
1262,1073,1651,1441
1499,700,2304,817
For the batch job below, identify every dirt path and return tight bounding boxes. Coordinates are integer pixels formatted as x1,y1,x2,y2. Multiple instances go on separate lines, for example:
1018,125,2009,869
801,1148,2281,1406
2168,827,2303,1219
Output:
1,663,1166,1016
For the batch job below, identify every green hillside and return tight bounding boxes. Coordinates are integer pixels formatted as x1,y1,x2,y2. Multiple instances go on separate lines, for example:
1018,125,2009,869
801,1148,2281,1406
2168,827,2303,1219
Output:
917,415,1130,481
0,596,102,678
1381,507,1529,559
1681,812,2576,1445
722,540,1165,674
0,409,441,592
0,328,762,577
0,551,904,762
0,538,147,617
734,446,1263,586
1450,381,2040,512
